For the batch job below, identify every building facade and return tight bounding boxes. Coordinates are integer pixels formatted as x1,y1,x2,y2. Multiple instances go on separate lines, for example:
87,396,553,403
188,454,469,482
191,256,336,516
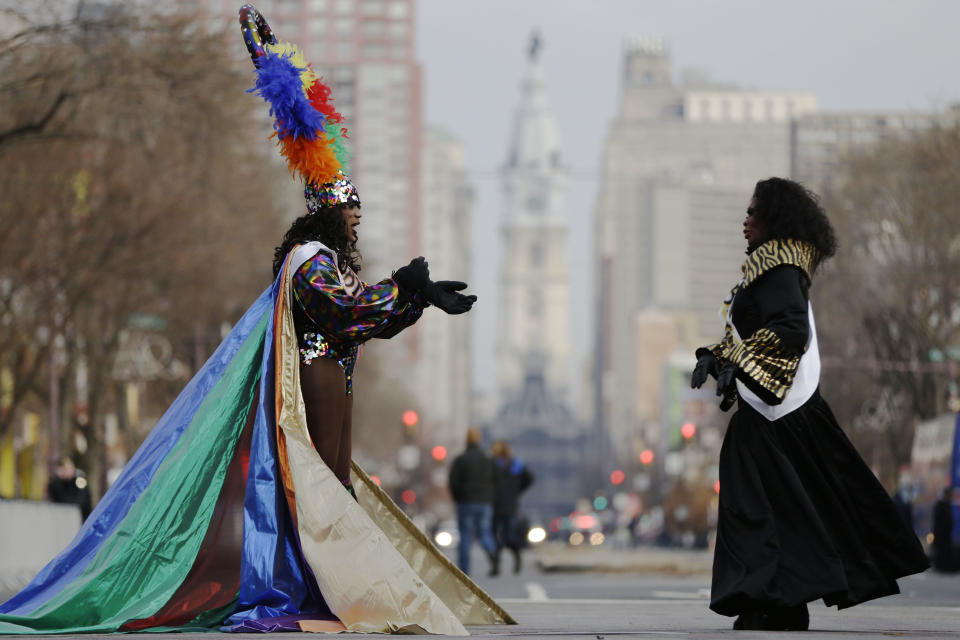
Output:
414,128,474,451
593,38,816,462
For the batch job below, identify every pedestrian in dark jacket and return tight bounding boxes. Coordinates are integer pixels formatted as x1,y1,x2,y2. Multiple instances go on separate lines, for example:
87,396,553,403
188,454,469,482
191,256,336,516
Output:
448,428,498,576
932,487,957,572
491,440,533,574
48,456,92,521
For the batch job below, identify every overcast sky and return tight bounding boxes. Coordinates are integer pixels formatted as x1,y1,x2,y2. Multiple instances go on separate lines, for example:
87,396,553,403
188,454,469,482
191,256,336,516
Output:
416,0,960,401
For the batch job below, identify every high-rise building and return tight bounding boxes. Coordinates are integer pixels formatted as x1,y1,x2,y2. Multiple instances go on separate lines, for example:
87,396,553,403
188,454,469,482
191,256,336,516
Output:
414,128,474,451
594,38,817,461
495,33,571,411
791,111,954,191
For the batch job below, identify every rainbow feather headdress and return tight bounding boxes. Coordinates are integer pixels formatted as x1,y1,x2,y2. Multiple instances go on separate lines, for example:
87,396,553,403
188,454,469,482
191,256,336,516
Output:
239,4,359,208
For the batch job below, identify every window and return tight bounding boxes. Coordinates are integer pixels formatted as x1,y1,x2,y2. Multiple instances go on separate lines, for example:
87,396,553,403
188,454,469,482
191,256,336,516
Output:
530,242,543,266
361,0,386,14
309,0,330,10
361,20,386,36
528,288,542,318
526,194,545,214
388,20,408,39
388,0,409,19
335,0,355,14
363,42,384,60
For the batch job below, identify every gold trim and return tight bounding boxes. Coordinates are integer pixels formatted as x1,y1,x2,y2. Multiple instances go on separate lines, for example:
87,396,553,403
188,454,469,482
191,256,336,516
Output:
351,461,518,625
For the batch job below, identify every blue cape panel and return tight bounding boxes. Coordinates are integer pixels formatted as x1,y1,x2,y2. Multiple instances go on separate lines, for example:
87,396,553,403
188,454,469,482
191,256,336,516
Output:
0,287,275,616
227,271,324,626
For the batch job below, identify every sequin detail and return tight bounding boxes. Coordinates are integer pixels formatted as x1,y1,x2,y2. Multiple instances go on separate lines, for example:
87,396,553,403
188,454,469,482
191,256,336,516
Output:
300,331,359,395
305,172,360,210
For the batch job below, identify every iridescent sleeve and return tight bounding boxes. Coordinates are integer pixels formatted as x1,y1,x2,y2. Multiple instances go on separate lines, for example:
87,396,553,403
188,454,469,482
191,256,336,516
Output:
369,283,427,340
292,251,425,343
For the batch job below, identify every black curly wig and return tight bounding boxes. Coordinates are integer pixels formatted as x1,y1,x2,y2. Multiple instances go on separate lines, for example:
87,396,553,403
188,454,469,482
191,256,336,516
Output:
751,177,837,270
272,203,361,277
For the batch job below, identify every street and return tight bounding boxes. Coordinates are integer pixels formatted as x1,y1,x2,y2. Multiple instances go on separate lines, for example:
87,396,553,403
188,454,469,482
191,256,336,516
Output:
5,545,957,638
462,546,960,638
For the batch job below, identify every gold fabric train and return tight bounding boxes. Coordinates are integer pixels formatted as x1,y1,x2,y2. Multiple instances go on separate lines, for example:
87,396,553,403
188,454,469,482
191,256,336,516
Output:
274,246,514,634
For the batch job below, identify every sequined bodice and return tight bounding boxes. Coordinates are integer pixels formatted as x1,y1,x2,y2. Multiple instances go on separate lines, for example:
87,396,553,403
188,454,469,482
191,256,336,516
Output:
299,330,358,393
293,303,358,394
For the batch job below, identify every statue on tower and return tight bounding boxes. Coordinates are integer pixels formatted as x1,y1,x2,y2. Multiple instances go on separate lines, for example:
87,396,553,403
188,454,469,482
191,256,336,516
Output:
528,30,541,61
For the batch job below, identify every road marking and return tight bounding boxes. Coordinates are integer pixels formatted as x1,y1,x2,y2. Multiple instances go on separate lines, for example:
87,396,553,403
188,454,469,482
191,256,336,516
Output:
651,589,710,600
525,582,549,601
496,598,705,605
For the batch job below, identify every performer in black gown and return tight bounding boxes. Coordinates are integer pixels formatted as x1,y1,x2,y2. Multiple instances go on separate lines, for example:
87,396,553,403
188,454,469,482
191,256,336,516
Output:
692,177,929,631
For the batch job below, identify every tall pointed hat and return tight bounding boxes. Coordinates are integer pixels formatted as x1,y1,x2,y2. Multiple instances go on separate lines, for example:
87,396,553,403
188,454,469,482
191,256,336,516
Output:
239,4,359,207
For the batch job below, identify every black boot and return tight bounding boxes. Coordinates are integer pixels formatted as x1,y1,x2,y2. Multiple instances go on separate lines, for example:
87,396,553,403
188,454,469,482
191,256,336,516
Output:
512,549,522,574
732,611,768,630
487,551,500,577
733,605,808,631
768,604,809,631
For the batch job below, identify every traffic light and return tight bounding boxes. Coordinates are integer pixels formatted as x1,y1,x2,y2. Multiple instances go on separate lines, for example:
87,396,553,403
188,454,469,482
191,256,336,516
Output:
639,449,655,465
402,410,419,438
431,445,447,462
681,422,696,440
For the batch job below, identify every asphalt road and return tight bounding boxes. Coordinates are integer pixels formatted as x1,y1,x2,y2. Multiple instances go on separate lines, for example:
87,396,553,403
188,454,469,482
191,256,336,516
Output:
2,546,958,638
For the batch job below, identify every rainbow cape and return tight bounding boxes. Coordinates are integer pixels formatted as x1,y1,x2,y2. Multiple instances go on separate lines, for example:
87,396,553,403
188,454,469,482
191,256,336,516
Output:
0,246,512,634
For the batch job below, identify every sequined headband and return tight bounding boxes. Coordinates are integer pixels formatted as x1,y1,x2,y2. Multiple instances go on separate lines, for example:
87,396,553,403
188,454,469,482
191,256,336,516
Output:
305,172,361,211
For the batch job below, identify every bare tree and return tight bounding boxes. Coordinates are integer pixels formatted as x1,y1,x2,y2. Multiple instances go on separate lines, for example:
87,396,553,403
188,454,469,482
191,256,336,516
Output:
816,121,960,485
0,3,283,499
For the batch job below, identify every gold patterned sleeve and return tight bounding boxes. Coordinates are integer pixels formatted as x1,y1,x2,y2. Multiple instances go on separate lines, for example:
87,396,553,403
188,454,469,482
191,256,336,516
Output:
724,328,801,402
726,265,811,403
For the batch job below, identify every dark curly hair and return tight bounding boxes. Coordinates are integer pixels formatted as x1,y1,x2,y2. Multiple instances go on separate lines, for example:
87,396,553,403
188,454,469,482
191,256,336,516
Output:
272,204,361,277
752,177,837,270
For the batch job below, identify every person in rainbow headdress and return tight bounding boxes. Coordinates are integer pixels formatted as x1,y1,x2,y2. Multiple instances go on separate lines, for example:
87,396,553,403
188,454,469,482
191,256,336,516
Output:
0,6,510,635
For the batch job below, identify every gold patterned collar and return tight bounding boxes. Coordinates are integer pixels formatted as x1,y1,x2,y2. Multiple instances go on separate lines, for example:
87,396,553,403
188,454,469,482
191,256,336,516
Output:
741,239,818,287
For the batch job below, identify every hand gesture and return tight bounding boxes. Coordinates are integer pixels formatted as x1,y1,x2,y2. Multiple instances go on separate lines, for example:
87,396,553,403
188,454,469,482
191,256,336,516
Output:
427,280,477,315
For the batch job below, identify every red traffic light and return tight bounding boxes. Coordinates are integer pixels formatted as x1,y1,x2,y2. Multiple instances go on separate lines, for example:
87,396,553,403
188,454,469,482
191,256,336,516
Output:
639,449,655,465
402,410,419,427
610,469,625,485
401,489,416,504
681,422,696,439
431,445,447,461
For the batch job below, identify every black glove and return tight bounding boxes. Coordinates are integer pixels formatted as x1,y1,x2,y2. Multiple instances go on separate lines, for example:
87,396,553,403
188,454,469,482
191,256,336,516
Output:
392,257,429,295
716,361,738,410
691,352,720,389
719,387,738,412
424,280,477,315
